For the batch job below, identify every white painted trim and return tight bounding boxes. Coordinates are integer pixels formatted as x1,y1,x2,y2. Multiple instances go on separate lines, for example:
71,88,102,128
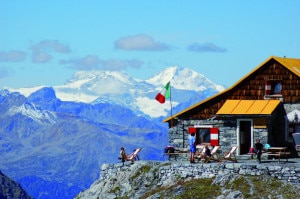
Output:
193,125,213,128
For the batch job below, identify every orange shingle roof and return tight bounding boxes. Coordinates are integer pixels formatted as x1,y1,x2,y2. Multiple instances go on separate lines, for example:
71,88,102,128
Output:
216,100,281,115
274,56,300,77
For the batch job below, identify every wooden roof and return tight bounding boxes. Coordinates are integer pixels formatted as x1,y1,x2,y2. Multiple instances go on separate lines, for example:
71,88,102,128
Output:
163,56,300,123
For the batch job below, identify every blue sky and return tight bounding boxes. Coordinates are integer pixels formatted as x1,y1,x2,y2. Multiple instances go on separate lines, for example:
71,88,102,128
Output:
1,0,300,89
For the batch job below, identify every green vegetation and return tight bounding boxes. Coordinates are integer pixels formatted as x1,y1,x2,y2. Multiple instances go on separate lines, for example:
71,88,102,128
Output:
140,165,151,173
110,186,120,194
131,165,151,180
140,176,300,199
75,162,300,199
175,178,222,199
161,162,171,166
115,196,129,199
140,178,221,199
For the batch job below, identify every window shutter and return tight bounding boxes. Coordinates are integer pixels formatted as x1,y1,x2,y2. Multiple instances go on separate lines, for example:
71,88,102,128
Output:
210,128,219,146
265,80,271,95
188,127,196,134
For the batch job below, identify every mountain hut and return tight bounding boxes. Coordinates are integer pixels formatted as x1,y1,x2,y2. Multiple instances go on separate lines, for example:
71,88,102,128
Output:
163,56,300,156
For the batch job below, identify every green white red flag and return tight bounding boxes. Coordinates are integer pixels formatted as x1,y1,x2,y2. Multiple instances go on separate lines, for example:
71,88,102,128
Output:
155,82,170,103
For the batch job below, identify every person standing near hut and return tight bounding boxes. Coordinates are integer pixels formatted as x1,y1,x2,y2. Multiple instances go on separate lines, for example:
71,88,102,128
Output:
189,133,196,163
255,138,264,164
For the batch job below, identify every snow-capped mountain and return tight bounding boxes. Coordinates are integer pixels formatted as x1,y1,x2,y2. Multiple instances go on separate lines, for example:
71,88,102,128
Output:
1,66,225,199
9,66,225,118
146,66,224,92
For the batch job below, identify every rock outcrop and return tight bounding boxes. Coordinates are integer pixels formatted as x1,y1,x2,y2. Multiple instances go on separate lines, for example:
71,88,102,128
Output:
0,170,33,199
77,161,300,199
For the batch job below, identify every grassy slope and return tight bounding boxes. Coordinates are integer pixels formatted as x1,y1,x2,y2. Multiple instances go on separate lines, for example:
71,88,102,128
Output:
140,175,300,199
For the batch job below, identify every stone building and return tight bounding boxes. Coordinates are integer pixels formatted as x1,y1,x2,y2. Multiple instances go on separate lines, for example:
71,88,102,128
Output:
163,56,300,156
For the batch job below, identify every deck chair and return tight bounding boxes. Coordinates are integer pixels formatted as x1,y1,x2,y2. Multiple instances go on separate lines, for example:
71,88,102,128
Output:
204,146,221,163
127,148,142,161
221,146,238,163
194,145,205,161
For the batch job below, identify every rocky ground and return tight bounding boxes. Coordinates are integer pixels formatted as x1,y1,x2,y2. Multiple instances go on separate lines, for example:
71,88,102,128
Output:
76,158,300,199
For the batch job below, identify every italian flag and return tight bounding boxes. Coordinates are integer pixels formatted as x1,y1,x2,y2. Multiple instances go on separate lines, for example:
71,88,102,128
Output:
155,82,170,103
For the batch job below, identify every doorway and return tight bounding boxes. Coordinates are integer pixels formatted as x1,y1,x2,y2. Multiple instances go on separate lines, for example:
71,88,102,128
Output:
237,119,253,155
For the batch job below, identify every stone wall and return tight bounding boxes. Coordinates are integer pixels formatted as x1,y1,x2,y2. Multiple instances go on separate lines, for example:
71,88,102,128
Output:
218,124,236,154
284,103,300,114
167,103,300,155
253,128,268,144
168,119,241,156
156,161,300,185
168,119,271,157
168,120,225,150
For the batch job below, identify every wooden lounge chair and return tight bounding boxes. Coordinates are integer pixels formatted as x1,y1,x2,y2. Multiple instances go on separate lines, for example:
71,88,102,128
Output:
204,146,221,163
127,148,142,161
194,145,205,161
221,146,238,163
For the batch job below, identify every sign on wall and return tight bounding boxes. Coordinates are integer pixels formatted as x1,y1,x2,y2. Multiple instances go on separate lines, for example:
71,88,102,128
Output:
254,118,267,128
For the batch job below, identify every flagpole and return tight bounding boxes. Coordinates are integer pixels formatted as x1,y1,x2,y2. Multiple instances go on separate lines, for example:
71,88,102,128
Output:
169,81,173,127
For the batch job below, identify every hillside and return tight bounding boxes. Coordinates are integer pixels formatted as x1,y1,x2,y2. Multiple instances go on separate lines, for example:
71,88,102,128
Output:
77,161,300,199
0,89,168,198
0,170,33,199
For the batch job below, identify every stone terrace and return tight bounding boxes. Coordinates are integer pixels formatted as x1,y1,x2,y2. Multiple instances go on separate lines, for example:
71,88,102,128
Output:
101,158,300,186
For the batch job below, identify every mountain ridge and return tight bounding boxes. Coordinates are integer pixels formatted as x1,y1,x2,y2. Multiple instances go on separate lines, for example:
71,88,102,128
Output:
0,88,168,199
8,66,225,119
0,66,224,199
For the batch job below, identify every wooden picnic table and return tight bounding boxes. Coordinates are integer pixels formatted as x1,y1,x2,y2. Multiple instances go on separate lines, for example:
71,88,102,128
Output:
264,147,290,163
163,148,189,161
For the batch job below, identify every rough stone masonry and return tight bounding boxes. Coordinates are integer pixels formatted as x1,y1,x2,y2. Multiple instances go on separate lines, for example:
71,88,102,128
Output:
77,160,300,199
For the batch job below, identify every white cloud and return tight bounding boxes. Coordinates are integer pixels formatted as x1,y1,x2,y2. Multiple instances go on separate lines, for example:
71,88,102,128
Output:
0,50,27,62
30,40,71,63
187,42,227,53
114,34,171,51
60,55,143,71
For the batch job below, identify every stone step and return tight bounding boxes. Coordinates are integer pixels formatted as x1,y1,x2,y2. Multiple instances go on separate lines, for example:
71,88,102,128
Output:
237,155,252,160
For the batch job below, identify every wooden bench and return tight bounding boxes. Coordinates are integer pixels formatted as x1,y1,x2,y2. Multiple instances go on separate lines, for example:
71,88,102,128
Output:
163,152,189,161
247,149,290,163
263,147,290,163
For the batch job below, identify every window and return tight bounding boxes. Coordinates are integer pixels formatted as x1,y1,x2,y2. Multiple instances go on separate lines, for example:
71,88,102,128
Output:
188,126,219,146
265,80,282,96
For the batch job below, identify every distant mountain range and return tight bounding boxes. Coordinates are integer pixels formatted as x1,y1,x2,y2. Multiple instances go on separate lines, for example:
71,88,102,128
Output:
0,66,225,199
9,66,224,119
